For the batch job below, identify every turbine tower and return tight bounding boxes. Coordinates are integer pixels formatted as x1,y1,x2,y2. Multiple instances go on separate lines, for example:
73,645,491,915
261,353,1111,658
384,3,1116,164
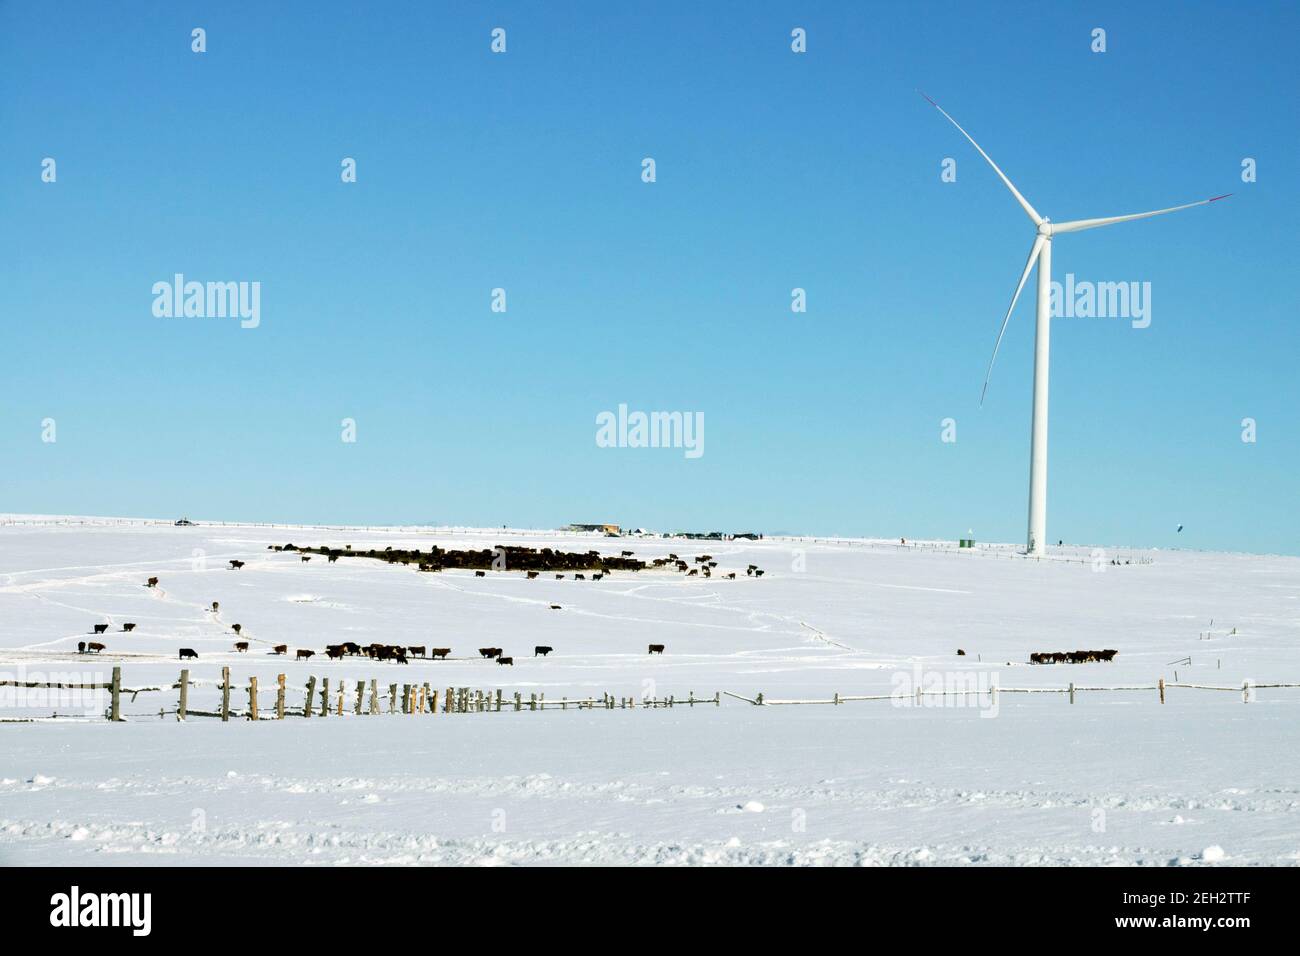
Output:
921,93,1230,555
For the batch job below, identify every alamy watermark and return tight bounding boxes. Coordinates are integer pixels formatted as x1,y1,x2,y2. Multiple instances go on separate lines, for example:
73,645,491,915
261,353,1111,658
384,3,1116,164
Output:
152,274,260,329
596,404,704,459
1051,273,1151,328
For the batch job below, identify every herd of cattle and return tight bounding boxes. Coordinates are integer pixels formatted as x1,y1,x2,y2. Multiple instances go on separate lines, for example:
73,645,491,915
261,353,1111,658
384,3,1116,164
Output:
1029,649,1119,664
75,542,758,660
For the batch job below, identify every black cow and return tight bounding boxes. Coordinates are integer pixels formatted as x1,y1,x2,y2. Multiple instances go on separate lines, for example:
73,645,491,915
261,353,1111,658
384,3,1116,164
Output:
430,648,451,660
229,560,245,570
648,644,665,655
92,624,109,635
122,623,137,633
526,571,539,580
497,656,514,666
179,648,198,660
234,641,249,653
534,645,553,657
296,649,315,660
146,576,159,588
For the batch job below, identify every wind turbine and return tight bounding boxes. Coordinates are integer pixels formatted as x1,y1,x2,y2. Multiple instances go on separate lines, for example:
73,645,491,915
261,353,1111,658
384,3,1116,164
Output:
921,92,1230,556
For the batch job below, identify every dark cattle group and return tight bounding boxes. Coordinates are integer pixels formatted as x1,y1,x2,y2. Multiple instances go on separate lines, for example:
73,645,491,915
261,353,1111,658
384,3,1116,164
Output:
478,647,502,658
1029,649,1118,664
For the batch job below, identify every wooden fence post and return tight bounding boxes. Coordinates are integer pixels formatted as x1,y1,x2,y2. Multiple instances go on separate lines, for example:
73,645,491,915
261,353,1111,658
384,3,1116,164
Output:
495,689,502,712
336,682,344,716
354,681,364,715
389,683,397,713
1068,682,1075,705
277,674,286,719
514,692,521,712
304,676,316,717
430,687,439,715
370,679,379,715
178,669,189,721
320,677,329,718
1242,680,1252,703
1158,678,1165,704
108,666,122,722
249,676,259,721
221,666,231,722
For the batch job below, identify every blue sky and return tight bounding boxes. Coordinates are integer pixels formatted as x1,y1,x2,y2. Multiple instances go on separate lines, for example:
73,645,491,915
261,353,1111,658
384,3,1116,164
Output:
2,1,1296,553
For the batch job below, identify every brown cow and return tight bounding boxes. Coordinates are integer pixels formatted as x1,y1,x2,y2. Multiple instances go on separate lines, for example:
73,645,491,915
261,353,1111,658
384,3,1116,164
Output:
478,647,501,658
179,648,198,660
325,645,345,660
526,571,539,579
92,624,109,635
430,647,451,659
408,645,426,658
229,560,245,570
296,649,315,660
146,576,159,587
86,641,106,654
272,644,287,655
122,623,137,632
648,644,665,655
234,641,249,652
956,649,966,656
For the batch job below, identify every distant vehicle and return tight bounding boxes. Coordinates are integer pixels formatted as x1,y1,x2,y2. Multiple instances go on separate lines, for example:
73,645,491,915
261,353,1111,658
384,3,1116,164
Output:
174,517,195,526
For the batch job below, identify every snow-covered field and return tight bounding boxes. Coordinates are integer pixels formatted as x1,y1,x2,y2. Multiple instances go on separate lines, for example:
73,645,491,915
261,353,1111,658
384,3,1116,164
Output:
1,516,1298,865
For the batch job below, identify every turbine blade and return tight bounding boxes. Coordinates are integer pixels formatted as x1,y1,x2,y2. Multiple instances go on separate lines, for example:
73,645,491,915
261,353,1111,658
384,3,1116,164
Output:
919,91,1043,226
1051,194,1232,234
982,235,1046,406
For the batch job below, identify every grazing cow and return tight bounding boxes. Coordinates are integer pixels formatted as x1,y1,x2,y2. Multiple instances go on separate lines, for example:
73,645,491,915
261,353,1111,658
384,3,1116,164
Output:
526,571,539,580
229,560,245,570
211,602,219,612
234,641,249,653
341,642,361,656
621,550,634,557
430,648,451,660
393,651,409,665
556,574,564,580
296,649,315,660
1099,649,1118,662
534,645,553,657
327,554,338,563
146,576,159,588
497,656,513,666
648,644,665,655
549,604,562,610
725,572,736,579
575,573,585,580
408,645,426,658
272,644,287,655
474,570,486,577
122,623,136,633
232,624,242,635
687,568,698,576
301,556,311,563
956,649,966,656
754,569,765,577
179,648,198,660
592,573,604,580
93,624,109,635
325,645,345,660
77,641,86,654
86,642,106,654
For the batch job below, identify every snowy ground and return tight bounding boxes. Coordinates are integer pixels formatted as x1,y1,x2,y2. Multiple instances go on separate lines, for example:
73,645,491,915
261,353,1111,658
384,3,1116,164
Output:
1,516,1298,865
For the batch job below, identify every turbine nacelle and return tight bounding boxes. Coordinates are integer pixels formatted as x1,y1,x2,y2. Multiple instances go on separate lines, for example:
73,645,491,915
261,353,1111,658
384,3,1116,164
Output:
1037,220,1053,238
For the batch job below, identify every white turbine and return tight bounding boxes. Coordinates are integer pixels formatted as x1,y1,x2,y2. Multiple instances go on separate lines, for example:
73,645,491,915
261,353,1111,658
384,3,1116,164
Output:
921,92,1230,556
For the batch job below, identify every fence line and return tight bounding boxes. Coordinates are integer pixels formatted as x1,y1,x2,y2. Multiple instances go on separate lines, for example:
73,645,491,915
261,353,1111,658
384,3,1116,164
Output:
5,668,1299,722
